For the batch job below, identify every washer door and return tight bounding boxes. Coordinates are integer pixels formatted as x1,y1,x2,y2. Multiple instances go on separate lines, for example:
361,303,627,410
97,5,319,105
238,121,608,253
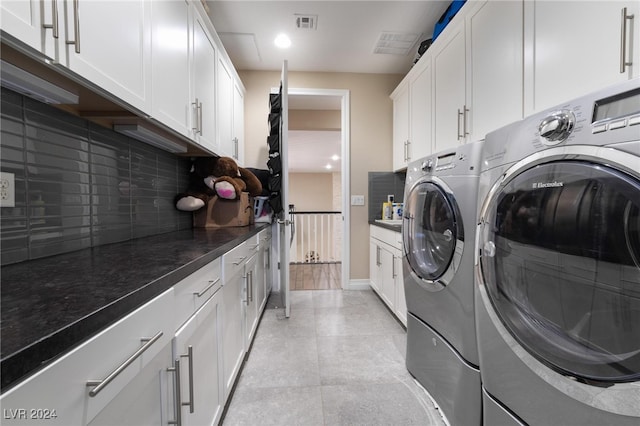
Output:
479,160,640,383
403,179,464,291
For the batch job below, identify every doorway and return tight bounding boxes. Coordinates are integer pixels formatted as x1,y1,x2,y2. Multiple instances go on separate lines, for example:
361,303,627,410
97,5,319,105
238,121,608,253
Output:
288,88,350,290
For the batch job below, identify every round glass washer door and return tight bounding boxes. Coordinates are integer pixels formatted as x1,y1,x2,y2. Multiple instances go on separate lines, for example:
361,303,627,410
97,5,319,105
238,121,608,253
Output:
478,160,640,383
403,179,464,291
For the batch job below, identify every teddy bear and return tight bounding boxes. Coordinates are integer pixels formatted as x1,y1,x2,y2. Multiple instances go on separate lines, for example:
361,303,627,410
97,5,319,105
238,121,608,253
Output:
174,156,263,211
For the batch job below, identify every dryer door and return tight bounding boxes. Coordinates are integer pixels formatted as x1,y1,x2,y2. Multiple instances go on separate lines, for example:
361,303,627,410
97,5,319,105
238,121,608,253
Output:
478,160,640,383
403,179,464,291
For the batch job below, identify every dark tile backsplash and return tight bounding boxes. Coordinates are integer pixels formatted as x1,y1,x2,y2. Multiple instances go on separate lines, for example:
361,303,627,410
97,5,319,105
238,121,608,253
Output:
368,171,406,221
0,88,192,266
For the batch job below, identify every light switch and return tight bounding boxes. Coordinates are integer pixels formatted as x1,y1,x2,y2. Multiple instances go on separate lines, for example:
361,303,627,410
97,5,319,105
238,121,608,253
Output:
351,195,365,206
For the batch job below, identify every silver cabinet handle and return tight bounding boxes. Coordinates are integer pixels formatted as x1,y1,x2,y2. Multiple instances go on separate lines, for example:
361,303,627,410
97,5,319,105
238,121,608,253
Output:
233,137,239,159
43,0,59,38
192,99,203,135
457,108,464,140
392,255,397,278
463,105,469,137
406,140,411,162
193,277,220,298
232,256,247,265
65,0,80,53
87,331,163,397
250,271,254,302
620,7,634,73
167,358,182,426
181,346,194,414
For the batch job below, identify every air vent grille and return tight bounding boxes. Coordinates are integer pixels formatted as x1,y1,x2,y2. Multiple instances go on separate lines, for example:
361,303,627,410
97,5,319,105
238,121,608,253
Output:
373,32,421,55
295,14,318,30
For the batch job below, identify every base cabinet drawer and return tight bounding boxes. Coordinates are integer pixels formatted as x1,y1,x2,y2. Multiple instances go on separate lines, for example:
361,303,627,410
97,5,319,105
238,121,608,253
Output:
0,289,175,425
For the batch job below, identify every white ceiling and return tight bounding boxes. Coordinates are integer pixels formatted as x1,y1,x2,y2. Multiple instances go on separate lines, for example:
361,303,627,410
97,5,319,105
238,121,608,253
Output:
288,130,342,173
206,0,450,74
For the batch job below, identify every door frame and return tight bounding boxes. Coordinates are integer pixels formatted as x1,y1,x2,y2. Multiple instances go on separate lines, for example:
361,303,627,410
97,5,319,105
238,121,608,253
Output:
287,87,351,290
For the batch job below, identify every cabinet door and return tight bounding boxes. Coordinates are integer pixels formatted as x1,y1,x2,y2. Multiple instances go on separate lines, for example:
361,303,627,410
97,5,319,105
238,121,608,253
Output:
1,0,63,61
409,58,433,161
233,82,245,163
221,270,245,398
392,83,410,170
468,0,523,140
150,0,191,138
433,24,466,153
379,244,395,310
64,0,151,113
244,254,259,345
369,239,381,293
173,292,224,426
191,7,217,152
217,57,234,158
88,343,172,426
0,290,174,426
393,248,407,327
531,1,640,112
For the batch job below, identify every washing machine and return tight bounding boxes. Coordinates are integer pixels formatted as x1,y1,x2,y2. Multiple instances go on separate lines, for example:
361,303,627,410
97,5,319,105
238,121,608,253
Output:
403,140,484,426
475,78,640,425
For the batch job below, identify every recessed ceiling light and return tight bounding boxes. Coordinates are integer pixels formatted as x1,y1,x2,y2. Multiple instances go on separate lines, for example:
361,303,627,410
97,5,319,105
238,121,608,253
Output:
274,33,291,49
325,164,332,170
331,154,340,161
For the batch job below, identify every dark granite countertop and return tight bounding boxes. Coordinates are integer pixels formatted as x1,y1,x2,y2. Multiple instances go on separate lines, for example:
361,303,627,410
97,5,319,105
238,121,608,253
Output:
0,224,267,392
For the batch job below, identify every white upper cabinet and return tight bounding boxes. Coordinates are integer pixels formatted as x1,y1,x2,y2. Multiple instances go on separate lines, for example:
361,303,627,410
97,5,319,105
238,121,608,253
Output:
150,0,191,138
63,0,151,114
233,81,245,164
391,82,410,170
527,0,640,113
217,56,234,159
217,55,245,163
391,57,433,171
467,0,523,141
432,21,467,153
190,4,218,153
1,0,64,62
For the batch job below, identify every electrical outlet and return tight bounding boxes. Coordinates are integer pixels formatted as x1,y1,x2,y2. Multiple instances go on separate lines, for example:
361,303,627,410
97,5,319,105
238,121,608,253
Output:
351,195,365,206
1,172,15,208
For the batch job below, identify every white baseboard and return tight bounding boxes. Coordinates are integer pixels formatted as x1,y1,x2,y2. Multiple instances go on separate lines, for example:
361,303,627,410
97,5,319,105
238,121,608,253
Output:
344,279,372,291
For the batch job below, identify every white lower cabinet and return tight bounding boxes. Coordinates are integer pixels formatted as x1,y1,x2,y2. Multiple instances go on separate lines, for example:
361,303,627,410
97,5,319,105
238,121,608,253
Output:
0,289,175,425
172,291,223,426
1,232,271,426
369,225,407,326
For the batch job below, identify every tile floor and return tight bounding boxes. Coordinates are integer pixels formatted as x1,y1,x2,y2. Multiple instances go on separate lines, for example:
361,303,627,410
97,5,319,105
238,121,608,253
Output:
221,289,446,426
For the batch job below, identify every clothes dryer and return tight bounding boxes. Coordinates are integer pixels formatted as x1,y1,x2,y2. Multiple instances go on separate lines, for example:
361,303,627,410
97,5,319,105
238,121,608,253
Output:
475,78,640,425
403,141,483,426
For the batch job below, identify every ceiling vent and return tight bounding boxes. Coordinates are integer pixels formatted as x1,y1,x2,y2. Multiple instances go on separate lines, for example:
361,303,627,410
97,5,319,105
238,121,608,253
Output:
373,32,421,55
295,14,318,30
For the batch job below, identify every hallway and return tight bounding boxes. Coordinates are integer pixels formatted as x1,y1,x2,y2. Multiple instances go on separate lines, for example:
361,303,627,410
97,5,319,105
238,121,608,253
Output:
221,290,446,425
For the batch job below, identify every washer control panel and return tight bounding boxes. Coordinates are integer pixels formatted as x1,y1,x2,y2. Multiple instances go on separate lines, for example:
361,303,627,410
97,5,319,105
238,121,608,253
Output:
538,109,576,144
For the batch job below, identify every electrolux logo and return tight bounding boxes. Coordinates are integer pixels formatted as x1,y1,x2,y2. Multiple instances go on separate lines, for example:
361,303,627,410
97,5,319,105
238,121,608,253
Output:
532,181,564,189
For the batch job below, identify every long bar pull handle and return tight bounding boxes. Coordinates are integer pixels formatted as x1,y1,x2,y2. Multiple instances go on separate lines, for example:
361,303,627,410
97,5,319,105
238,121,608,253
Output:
198,101,203,135
249,271,254,302
66,0,80,53
192,99,199,133
232,256,247,265
181,346,194,414
167,359,182,426
87,331,163,397
193,277,220,298
406,140,411,162
457,108,464,140
620,7,634,73
463,105,470,137
392,255,397,278
43,0,59,38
